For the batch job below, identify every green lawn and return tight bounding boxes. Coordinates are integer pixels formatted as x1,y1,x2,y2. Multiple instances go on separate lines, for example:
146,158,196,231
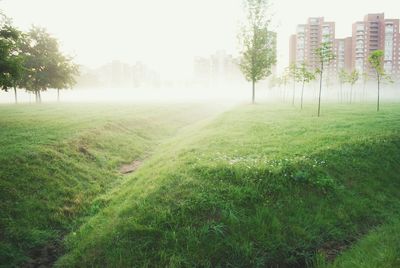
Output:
321,220,400,268
57,103,400,267
1,103,400,267
0,103,223,267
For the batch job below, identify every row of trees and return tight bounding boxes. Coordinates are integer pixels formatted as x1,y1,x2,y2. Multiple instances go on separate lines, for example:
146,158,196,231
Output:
316,47,388,114
0,13,78,103
338,69,360,104
238,1,391,115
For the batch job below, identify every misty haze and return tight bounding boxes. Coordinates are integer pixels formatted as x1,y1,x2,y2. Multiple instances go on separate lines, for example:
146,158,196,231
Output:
0,0,400,267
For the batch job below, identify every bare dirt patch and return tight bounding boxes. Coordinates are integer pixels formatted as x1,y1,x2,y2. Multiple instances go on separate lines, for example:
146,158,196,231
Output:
24,240,62,268
318,240,350,262
119,160,142,174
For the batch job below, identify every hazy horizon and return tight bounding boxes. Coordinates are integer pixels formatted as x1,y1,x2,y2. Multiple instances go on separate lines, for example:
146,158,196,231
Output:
1,0,399,80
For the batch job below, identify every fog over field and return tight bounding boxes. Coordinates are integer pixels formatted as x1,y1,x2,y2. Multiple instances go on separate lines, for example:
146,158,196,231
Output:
1,0,399,106
2,0,399,75
1,0,400,267
0,85,399,105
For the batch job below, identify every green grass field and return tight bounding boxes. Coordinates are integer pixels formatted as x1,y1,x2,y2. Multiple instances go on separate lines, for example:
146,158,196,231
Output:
321,220,400,268
1,103,400,267
0,103,225,267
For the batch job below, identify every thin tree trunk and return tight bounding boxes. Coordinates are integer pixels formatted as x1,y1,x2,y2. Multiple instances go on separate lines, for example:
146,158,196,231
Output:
317,66,323,117
313,81,318,101
350,85,353,104
377,74,380,112
283,83,287,102
301,80,305,109
363,81,367,102
292,78,296,106
252,80,255,104
13,86,17,104
57,89,60,102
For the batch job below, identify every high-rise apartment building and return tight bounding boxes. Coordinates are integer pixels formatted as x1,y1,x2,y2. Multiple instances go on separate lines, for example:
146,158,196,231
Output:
290,13,400,78
289,24,307,65
383,19,400,76
352,13,400,76
289,34,297,65
289,17,336,71
334,37,353,71
352,14,384,73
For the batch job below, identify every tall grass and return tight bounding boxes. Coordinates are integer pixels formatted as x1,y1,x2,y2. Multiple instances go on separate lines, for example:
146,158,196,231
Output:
55,103,400,267
0,103,222,266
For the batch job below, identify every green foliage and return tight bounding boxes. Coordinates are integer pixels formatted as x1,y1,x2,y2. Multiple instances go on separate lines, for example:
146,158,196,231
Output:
279,68,290,86
316,42,336,116
0,11,79,104
347,70,359,86
50,54,79,91
316,42,336,70
338,69,348,85
20,26,79,100
368,50,392,111
239,0,276,86
297,63,316,84
0,16,25,93
362,72,369,83
288,63,299,81
368,50,384,76
0,103,221,267
46,103,400,267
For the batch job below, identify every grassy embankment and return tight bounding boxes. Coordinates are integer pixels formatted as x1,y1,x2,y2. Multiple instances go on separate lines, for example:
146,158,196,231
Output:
54,103,400,267
320,220,400,267
0,103,222,267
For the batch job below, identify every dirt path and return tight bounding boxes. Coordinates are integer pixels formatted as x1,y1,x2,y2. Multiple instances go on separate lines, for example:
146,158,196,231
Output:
24,240,62,268
119,160,143,174
23,160,143,267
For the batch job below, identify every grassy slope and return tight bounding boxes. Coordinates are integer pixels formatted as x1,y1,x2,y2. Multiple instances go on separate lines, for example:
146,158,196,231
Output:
57,104,400,267
0,103,222,267
321,220,400,267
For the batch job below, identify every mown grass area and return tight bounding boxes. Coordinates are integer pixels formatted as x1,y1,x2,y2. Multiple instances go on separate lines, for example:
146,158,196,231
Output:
0,103,223,267
55,103,400,267
319,220,400,268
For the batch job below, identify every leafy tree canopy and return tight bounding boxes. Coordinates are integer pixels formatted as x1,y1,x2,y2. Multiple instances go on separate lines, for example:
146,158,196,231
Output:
239,0,276,83
20,26,79,93
297,63,315,83
0,14,24,92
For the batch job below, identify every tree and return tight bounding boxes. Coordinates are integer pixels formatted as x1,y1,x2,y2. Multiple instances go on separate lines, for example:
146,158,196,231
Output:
361,72,369,102
297,63,315,109
315,41,335,117
368,50,385,111
50,53,79,101
280,68,290,102
347,70,359,104
20,26,78,103
239,0,276,104
338,69,347,103
0,15,25,103
268,75,278,89
288,63,298,106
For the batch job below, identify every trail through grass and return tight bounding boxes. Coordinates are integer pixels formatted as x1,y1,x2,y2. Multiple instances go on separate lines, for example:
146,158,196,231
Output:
54,103,400,267
0,103,226,267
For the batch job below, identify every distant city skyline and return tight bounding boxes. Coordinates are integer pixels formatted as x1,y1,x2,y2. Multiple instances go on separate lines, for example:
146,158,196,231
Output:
289,13,400,78
1,0,399,78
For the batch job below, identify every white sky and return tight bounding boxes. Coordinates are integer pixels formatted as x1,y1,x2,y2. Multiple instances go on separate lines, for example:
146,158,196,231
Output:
1,0,399,79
